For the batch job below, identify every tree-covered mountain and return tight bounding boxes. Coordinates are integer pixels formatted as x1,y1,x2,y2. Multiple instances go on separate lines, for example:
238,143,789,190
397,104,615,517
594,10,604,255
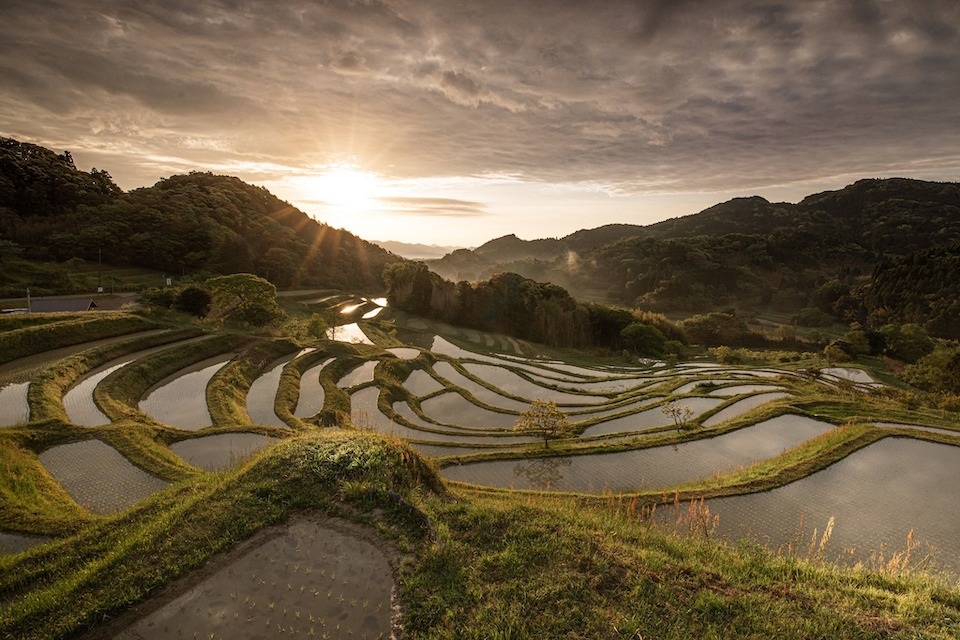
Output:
0,137,401,292
426,178,960,337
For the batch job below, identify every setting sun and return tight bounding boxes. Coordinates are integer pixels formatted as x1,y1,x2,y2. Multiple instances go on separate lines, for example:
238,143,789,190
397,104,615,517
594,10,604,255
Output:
301,164,384,214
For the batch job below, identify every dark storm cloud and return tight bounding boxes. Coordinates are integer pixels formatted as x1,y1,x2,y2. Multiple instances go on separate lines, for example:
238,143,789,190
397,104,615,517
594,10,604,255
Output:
1,0,957,192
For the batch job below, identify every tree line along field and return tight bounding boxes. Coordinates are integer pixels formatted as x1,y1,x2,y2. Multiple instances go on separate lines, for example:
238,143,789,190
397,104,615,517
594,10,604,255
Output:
2,295,960,639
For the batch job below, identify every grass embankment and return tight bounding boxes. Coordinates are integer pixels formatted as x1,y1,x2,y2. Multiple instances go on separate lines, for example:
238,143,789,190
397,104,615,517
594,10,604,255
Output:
407,489,960,639
205,338,300,427
0,433,439,640
27,329,204,423
0,312,160,365
2,433,957,639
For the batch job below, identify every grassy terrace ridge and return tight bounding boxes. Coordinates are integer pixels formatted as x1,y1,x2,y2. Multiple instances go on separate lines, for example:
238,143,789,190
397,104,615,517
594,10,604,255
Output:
2,303,960,637
0,434,957,639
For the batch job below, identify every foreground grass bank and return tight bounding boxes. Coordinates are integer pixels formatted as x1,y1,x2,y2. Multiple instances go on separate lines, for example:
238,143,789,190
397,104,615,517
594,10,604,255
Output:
1,432,958,639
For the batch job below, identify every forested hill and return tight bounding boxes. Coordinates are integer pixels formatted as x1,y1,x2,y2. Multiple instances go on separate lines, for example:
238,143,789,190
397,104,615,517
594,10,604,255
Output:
424,178,960,336
0,137,401,291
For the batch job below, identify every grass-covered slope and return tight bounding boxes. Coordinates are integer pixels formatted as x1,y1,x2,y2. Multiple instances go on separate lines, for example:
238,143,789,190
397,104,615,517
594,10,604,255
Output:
2,304,960,639
2,433,958,639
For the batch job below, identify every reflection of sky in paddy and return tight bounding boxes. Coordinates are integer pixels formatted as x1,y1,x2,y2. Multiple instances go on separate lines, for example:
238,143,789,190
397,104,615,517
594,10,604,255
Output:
65,361,132,426
567,396,663,421
0,382,30,426
403,369,446,396
171,433,279,471
387,347,419,359
351,390,534,444
420,391,520,429
702,392,792,427
442,414,835,493
704,438,960,576
337,360,378,388
432,362,529,411
139,354,234,430
707,384,785,397
581,397,725,437
247,352,303,427
327,323,374,344
294,357,334,418
672,379,737,394
462,363,608,405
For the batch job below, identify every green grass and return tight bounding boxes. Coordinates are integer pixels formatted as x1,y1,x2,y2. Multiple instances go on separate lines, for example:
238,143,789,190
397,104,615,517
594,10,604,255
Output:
2,432,958,639
3,304,960,638
406,489,960,639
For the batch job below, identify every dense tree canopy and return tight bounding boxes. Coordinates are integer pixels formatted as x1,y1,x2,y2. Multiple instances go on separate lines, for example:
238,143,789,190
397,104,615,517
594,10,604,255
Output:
385,264,683,353
0,138,401,293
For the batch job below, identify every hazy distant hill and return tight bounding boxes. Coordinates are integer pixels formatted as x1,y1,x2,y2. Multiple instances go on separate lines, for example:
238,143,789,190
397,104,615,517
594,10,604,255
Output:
429,224,646,282
371,240,462,260
0,137,401,292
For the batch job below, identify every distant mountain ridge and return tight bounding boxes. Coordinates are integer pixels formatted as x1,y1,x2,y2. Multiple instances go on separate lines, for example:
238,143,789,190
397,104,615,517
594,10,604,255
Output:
0,136,401,292
426,177,960,336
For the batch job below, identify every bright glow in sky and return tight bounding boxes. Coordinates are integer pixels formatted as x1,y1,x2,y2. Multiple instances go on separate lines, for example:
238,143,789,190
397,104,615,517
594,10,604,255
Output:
1,1,958,247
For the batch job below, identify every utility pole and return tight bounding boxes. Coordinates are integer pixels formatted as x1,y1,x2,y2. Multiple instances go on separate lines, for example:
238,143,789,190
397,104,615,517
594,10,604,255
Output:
26,288,31,313
97,248,103,294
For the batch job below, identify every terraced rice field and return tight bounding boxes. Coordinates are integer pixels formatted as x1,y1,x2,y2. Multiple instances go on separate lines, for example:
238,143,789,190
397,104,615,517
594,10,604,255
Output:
4,297,960,637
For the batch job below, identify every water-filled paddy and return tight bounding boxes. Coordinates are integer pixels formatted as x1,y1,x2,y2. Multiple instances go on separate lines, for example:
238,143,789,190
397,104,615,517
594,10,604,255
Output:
139,354,234,430
707,384,786,397
170,433,279,472
392,401,537,444
64,360,132,426
0,532,50,555
420,391,519,429
442,414,836,493
327,323,373,345
294,357,334,418
705,437,960,575
337,360,378,388
387,347,419,360
403,369,446,396
246,352,307,427
461,363,608,405
107,518,393,639
432,362,529,411
0,382,30,426
702,392,792,427
580,397,725,437
39,440,169,514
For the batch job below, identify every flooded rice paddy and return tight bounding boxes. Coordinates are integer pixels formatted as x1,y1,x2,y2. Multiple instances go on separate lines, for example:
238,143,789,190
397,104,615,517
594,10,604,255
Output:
9,301,960,598
171,433,280,472
139,354,235,430
441,415,837,493
107,517,394,640
246,351,303,428
0,381,30,426
39,439,169,514
704,437,960,575
294,357,334,418
337,360,378,388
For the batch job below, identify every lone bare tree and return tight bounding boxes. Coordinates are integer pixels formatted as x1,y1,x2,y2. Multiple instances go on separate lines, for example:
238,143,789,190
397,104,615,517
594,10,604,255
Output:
514,400,573,449
661,399,695,431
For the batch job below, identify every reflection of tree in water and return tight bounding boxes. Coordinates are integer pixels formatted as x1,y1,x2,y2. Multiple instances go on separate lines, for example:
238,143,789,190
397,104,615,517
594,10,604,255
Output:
513,457,573,490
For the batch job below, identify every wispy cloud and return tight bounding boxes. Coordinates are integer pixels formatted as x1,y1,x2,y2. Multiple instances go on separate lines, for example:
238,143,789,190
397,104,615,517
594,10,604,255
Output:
377,196,487,216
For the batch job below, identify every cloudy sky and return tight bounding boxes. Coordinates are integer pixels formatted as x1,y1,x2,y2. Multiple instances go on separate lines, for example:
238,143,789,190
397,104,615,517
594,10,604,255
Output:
2,0,958,246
